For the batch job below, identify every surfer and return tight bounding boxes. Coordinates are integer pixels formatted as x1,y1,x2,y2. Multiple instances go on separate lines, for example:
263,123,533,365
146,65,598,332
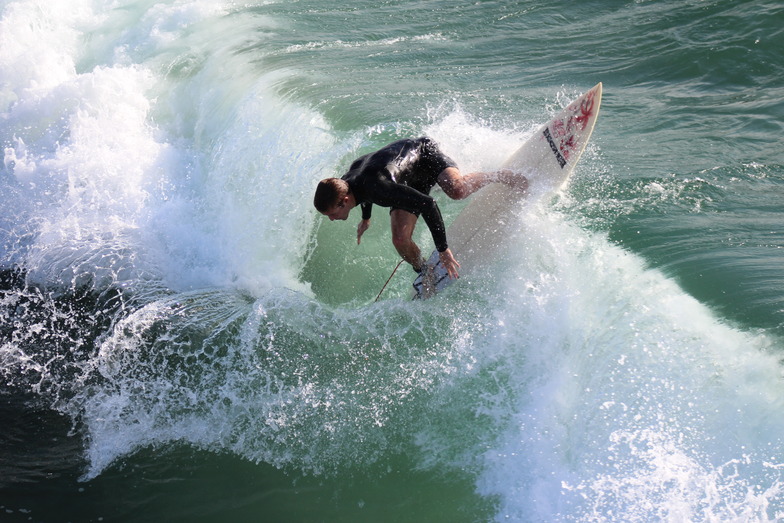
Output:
313,137,525,280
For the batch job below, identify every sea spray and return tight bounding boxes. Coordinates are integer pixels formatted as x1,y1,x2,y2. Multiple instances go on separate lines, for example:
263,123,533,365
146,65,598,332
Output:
469,209,784,521
69,285,501,479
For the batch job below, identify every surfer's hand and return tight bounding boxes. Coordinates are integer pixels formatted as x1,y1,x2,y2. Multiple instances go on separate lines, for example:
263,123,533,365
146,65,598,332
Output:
357,219,370,244
439,248,460,279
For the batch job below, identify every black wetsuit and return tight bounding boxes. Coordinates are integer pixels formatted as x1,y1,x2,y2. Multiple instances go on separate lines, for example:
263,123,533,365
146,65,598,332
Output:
341,137,457,252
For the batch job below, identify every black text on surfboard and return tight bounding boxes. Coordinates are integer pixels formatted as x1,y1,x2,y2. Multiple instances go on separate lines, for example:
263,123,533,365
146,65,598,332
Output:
543,127,567,168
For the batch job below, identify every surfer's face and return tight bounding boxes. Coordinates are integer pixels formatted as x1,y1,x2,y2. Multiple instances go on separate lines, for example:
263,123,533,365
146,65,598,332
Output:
322,199,350,221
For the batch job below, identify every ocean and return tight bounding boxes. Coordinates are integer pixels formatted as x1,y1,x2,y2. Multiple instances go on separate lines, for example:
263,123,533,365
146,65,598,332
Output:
1,0,783,521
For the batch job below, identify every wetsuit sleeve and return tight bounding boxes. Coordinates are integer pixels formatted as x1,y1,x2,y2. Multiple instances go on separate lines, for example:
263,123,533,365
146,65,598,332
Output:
361,202,372,221
367,178,448,252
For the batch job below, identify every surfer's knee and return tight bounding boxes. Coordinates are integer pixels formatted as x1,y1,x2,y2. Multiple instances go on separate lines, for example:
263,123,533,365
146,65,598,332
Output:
448,181,472,200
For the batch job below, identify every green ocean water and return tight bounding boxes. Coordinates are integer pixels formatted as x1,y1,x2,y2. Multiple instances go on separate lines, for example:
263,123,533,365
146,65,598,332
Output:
1,0,783,521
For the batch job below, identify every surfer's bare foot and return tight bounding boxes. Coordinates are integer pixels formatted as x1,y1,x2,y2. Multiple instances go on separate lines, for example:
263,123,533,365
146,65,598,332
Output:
497,169,528,193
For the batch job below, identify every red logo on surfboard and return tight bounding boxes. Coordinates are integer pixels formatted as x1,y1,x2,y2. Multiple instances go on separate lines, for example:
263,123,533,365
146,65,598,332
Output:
543,88,597,168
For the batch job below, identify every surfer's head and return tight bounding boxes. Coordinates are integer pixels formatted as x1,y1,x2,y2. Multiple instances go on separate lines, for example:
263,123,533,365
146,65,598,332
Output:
314,178,353,221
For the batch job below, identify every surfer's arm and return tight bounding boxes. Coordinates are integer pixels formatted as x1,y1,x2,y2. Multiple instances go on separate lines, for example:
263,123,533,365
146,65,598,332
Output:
420,200,448,252
360,202,372,221
356,202,372,244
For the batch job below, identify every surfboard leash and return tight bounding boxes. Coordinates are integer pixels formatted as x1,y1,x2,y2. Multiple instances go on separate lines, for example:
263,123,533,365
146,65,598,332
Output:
374,259,404,302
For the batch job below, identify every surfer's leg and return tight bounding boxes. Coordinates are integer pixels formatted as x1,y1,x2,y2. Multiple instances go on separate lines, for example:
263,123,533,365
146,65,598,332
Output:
390,209,424,271
437,167,527,200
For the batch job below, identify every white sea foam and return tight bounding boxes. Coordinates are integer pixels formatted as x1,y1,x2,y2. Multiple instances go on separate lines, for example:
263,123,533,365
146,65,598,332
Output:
1,0,332,294
463,211,784,521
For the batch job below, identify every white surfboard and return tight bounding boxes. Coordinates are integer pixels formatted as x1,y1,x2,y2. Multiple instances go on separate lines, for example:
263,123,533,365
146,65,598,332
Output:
413,82,603,299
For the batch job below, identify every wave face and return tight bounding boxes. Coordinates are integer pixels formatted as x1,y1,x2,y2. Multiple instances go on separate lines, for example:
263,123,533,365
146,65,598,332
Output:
2,0,783,521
